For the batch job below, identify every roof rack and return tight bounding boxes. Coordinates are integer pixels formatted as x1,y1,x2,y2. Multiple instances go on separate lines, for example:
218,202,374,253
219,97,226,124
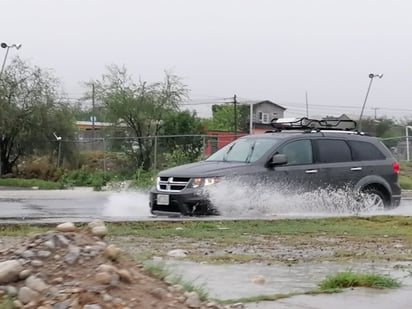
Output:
269,117,358,132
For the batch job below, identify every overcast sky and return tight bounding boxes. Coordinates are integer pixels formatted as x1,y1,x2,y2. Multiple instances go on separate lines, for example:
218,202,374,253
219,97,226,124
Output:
2,0,412,119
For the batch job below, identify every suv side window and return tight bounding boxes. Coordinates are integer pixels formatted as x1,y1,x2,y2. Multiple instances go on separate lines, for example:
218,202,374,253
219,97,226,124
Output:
349,141,385,161
278,139,313,165
315,139,351,163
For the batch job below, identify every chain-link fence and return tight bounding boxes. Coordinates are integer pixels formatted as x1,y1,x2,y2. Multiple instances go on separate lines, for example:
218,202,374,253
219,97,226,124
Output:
381,136,409,161
16,134,411,175
52,134,240,173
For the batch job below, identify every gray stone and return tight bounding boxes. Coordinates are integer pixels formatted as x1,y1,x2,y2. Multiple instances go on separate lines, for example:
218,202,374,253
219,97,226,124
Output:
151,287,168,299
64,245,81,264
56,222,76,232
21,250,35,259
184,291,202,308
37,250,52,258
52,300,70,309
17,286,40,304
0,260,23,284
102,293,114,302
31,260,44,267
25,275,48,292
44,239,56,249
56,234,70,246
91,226,108,238
167,249,189,257
12,300,23,308
19,269,32,280
88,219,105,229
83,305,102,309
6,285,18,296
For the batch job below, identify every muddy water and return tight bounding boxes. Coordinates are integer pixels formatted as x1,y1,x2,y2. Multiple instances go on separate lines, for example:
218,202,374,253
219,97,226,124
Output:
162,259,412,309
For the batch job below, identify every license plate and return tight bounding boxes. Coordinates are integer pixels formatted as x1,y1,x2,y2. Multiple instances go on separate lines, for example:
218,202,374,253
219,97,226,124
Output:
157,194,169,205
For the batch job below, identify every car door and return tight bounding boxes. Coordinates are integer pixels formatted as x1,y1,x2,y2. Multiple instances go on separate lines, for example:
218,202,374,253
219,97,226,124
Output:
269,138,328,193
312,138,357,189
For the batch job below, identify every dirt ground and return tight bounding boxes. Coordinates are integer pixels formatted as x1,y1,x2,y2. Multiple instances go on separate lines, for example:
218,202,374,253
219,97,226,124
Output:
109,233,412,265
1,220,411,308
0,226,235,309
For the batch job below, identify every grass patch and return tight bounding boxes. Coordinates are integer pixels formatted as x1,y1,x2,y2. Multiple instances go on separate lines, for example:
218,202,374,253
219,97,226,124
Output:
220,292,299,304
0,178,63,189
0,295,14,309
318,271,401,291
0,224,50,236
107,216,412,239
400,161,412,190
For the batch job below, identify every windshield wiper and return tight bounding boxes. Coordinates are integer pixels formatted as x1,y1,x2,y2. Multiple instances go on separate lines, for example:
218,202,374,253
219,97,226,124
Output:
223,143,236,161
245,141,256,163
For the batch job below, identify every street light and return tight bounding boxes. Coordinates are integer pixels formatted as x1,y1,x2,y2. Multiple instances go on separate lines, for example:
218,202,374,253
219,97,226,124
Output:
406,126,412,161
358,73,383,132
0,42,22,76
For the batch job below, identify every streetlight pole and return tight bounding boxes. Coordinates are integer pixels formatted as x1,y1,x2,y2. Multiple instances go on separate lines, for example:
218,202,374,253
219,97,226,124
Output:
0,42,22,76
406,126,412,161
358,73,383,132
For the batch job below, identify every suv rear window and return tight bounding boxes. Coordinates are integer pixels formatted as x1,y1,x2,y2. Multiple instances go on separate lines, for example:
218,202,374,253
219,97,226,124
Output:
349,140,385,161
315,139,351,163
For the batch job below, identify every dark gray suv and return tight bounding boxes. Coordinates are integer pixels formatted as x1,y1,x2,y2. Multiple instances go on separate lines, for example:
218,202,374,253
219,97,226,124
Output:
149,118,401,216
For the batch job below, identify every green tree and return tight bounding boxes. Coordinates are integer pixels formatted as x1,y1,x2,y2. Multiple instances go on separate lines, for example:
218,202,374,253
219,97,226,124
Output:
0,58,76,175
161,110,206,166
209,104,249,132
93,65,188,170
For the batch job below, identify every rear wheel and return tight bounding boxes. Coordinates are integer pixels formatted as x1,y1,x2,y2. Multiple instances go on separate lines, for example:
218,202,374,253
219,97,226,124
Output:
358,187,389,211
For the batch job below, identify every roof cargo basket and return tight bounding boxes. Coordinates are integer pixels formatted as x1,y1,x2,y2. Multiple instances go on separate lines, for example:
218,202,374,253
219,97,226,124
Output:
270,117,357,131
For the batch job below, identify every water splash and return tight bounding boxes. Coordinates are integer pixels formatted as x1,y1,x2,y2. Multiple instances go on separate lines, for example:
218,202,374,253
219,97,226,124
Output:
102,190,150,217
205,179,395,218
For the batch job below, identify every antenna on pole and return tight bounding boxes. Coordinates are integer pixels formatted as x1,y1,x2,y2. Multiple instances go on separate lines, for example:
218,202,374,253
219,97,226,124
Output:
233,94,237,138
305,91,309,118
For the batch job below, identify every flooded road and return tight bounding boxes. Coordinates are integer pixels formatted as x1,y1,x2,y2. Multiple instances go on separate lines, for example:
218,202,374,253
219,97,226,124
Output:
0,187,411,223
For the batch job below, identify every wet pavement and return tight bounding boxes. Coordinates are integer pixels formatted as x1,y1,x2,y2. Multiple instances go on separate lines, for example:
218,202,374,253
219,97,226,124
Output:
163,260,412,308
0,187,411,223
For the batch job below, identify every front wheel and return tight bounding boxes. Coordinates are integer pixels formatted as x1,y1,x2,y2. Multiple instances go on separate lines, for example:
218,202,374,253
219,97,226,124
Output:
358,188,389,212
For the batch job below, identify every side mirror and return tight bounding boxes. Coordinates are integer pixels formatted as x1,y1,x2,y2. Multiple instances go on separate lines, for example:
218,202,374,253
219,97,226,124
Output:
270,154,287,166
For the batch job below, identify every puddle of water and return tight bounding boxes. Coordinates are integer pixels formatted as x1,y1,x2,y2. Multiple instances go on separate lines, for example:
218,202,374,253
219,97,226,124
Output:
246,286,412,309
102,191,150,217
162,260,412,300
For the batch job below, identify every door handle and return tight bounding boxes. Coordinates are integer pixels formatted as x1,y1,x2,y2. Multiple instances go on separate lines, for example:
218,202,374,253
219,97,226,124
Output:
305,169,318,174
350,167,362,171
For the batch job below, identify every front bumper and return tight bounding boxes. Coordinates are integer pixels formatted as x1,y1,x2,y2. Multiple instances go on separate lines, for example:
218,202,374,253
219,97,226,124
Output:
149,187,218,216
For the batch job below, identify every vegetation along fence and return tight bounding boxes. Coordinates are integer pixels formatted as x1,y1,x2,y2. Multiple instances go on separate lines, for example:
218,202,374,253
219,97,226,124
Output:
46,134,409,174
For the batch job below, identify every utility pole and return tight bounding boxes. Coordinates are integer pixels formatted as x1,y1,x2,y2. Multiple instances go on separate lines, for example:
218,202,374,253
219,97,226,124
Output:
233,94,237,138
92,83,95,150
305,91,309,118
372,107,379,120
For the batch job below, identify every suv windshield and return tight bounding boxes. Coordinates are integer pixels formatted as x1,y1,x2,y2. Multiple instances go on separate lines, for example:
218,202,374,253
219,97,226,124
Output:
206,138,279,162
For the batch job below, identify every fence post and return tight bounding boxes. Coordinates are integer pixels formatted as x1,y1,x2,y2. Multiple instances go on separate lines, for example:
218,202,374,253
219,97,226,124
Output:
57,140,62,168
154,135,158,172
202,135,206,159
103,138,107,174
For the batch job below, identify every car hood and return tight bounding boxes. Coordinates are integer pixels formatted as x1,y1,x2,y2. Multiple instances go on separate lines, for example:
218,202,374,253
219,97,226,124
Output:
158,161,250,177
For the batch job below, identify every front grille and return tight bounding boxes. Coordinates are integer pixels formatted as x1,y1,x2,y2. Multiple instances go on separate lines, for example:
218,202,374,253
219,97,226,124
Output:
157,176,190,192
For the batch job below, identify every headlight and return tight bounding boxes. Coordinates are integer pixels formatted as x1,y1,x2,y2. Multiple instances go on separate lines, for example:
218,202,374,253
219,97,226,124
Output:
191,177,221,188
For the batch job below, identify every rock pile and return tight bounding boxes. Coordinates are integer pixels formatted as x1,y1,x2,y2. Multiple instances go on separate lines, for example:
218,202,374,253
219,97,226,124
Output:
0,220,243,309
